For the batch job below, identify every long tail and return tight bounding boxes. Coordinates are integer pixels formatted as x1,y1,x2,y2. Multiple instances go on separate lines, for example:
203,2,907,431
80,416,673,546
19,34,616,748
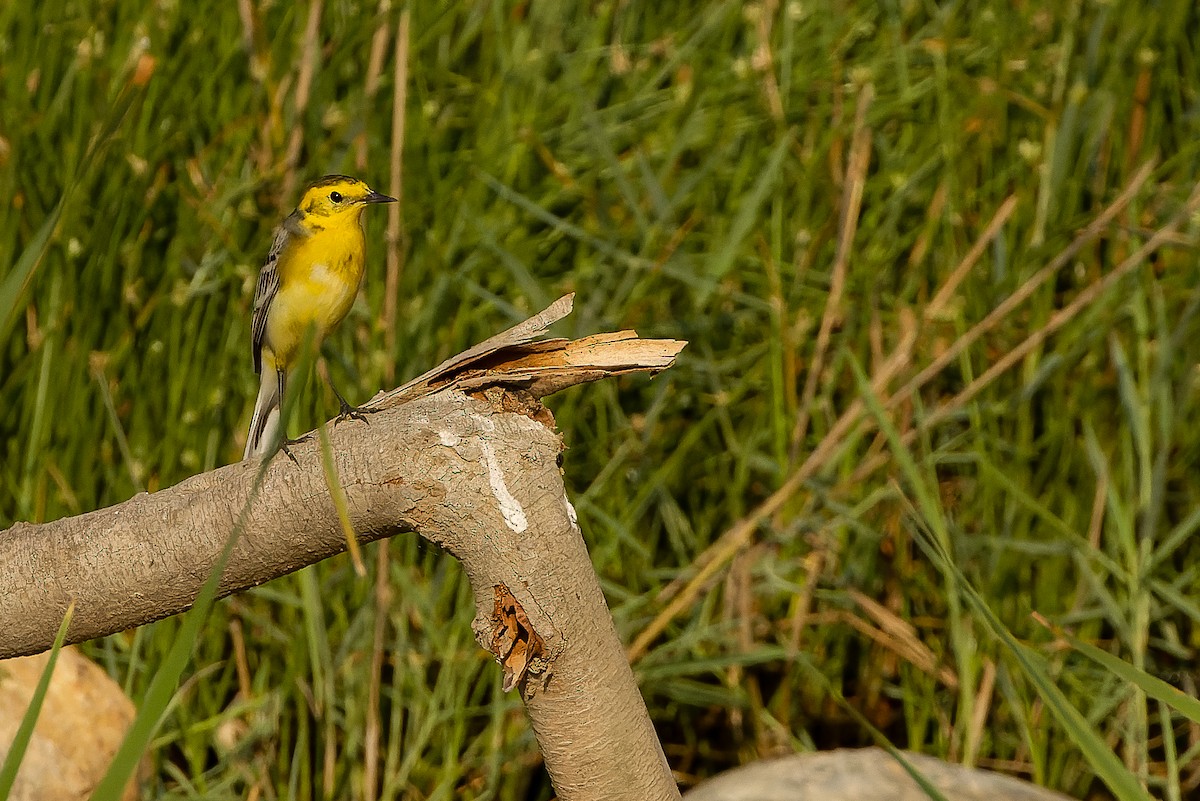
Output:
244,368,286,459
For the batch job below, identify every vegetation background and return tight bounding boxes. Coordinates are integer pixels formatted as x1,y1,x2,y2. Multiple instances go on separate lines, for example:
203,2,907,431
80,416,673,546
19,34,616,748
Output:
3,0,1200,799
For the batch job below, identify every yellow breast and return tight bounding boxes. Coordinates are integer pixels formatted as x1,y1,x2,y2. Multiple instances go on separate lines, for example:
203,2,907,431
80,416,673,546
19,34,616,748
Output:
265,222,367,369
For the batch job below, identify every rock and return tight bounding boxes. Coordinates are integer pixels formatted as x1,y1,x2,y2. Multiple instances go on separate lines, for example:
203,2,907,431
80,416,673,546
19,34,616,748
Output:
0,647,140,801
684,748,1072,801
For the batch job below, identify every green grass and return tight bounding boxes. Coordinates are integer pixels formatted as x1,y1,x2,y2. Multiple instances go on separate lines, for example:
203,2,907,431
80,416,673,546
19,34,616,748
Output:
3,0,1200,799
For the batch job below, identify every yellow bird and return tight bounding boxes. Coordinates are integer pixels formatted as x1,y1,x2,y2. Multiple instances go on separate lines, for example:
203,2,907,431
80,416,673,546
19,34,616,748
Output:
244,175,396,460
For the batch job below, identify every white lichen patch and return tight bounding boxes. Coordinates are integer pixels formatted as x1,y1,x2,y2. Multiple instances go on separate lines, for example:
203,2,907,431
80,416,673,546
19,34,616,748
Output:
437,429,460,447
480,439,527,533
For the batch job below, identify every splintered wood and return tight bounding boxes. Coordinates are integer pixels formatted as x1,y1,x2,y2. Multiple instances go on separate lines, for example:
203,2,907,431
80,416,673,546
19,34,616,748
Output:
368,294,687,410
490,583,549,692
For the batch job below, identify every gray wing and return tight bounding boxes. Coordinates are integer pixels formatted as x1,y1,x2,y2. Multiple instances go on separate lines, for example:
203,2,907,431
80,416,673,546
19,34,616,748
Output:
250,212,304,374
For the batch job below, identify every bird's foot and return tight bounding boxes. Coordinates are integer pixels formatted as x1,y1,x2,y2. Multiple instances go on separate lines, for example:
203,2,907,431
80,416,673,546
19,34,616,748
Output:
335,400,373,425
274,434,311,465
331,385,373,425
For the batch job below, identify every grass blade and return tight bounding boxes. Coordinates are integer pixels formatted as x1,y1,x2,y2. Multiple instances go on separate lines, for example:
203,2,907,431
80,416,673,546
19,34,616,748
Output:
1065,635,1200,724
0,198,63,346
0,603,74,799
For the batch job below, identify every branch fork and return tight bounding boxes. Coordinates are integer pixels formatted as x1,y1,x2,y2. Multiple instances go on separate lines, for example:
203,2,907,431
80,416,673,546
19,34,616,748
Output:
0,294,686,801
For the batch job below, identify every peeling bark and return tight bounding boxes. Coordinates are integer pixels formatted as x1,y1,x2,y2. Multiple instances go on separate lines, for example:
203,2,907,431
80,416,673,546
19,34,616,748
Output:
490,583,549,692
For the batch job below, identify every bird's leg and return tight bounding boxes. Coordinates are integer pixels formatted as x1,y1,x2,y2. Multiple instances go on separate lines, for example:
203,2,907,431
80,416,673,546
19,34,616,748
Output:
317,349,374,425
329,379,373,425
271,368,301,464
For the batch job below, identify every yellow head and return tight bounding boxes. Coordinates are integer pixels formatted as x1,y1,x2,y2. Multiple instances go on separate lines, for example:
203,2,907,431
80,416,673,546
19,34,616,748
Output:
296,175,396,222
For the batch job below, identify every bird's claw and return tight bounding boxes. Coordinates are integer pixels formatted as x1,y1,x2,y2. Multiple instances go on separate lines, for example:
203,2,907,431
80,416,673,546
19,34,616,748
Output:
331,384,372,425
274,435,310,465
335,401,372,425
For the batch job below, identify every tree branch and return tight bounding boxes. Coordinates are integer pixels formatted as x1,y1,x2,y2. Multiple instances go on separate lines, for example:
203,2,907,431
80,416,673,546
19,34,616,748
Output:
0,295,686,800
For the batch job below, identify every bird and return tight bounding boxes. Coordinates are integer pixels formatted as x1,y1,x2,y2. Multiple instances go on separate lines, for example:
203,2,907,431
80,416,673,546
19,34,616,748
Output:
243,174,396,460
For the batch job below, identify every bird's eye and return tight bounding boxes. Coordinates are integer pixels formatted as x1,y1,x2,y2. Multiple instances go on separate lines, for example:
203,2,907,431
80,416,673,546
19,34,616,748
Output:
329,191,343,203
